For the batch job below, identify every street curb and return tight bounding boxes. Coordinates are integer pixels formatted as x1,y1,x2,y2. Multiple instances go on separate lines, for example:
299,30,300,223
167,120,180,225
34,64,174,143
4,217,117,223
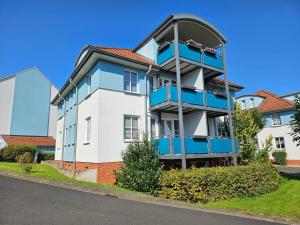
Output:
0,170,298,225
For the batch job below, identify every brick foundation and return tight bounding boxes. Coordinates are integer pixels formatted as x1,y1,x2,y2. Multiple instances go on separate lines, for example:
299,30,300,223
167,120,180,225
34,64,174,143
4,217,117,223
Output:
54,160,122,184
287,160,300,167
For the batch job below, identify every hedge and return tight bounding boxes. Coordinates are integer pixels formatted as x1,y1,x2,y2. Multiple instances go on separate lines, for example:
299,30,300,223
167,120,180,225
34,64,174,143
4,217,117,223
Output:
0,144,36,162
158,164,279,203
36,152,55,163
272,150,287,165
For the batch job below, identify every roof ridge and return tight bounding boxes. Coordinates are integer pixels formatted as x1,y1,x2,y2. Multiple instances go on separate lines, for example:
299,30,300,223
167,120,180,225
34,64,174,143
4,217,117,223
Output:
94,45,132,51
256,90,294,106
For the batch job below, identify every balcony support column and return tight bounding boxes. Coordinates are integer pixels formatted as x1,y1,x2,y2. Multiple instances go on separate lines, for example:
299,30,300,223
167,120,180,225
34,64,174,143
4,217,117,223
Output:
174,22,186,169
222,44,237,166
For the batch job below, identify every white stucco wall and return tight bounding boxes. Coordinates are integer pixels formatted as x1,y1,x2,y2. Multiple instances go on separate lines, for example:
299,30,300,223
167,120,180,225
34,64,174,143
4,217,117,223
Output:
48,85,58,137
98,89,146,163
181,68,204,90
0,77,15,135
257,125,300,160
136,38,159,62
76,89,100,163
184,111,208,137
54,117,65,160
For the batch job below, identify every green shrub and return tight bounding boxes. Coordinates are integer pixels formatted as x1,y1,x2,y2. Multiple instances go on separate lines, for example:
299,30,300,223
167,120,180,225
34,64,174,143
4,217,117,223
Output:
18,152,33,174
158,164,279,203
1,144,36,162
272,150,287,165
36,152,55,163
115,137,163,193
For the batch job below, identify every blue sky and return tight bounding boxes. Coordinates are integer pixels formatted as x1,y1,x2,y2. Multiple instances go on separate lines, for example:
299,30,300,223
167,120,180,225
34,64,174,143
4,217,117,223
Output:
0,0,299,95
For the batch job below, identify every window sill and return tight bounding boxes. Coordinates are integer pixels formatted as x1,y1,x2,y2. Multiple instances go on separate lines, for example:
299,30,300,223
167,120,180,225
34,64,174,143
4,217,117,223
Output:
83,142,90,145
124,139,139,143
124,91,141,96
272,124,282,127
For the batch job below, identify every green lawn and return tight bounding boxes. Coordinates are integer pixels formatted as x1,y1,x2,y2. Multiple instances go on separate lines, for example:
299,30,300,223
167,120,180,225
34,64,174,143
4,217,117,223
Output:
204,176,300,221
0,162,130,193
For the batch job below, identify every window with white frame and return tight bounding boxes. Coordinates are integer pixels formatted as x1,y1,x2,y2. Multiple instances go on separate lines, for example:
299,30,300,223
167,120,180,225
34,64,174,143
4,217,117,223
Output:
150,118,156,138
85,117,91,143
250,98,255,108
241,100,246,110
124,116,139,141
124,70,138,93
272,113,281,126
275,137,285,149
87,75,91,95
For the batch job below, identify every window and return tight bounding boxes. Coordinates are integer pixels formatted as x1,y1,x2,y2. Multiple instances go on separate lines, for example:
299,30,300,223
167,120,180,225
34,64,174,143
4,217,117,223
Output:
272,113,281,126
174,120,180,137
124,71,138,93
250,98,255,108
148,76,154,92
241,100,246,110
275,137,285,149
124,116,139,141
85,117,91,143
150,118,156,138
87,75,91,95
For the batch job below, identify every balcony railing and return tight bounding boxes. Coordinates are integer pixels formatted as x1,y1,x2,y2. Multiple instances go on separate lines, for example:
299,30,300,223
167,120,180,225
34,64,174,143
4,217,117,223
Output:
150,85,229,110
157,41,224,70
157,137,238,155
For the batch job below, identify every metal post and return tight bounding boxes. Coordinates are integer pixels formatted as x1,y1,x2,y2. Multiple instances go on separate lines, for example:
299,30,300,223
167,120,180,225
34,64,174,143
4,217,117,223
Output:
222,44,237,166
174,22,186,169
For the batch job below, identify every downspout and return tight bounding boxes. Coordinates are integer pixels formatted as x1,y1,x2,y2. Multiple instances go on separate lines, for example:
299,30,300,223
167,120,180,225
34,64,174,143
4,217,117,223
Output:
70,78,79,178
59,93,66,169
145,64,152,138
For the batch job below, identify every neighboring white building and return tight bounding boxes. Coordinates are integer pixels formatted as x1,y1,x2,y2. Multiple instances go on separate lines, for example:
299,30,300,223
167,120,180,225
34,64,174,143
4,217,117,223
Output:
236,90,300,166
52,14,243,184
0,67,58,151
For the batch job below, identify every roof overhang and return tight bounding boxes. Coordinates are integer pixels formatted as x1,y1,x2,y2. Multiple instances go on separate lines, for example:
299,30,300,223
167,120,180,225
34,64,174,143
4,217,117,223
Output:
134,13,227,52
52,47,160,105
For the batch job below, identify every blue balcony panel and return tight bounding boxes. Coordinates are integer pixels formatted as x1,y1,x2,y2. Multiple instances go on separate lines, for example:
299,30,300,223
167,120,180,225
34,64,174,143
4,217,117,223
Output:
179,43,201,63
165,85,204,106
210,138,238,153
149,86,168,107
185,138,208,154
203,52,224,70
157,43,174,65
206,93,227,109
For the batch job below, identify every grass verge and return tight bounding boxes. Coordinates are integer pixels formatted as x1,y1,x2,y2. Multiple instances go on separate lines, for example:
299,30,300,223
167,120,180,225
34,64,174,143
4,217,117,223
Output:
0,162,132,193
203,176,300,221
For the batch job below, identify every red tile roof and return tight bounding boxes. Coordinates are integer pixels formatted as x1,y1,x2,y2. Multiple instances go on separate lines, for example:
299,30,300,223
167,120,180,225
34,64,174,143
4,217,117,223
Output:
1,135,56,147
255,90,295,113
94,46,156,65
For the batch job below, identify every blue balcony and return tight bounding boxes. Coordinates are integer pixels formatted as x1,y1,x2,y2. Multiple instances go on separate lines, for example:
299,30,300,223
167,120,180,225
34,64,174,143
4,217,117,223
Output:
150,85,204,108
150,85,230,111
157,41,224,70
157,137,237,155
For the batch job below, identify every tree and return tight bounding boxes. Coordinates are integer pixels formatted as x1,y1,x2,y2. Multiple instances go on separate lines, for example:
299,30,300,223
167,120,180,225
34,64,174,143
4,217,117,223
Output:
232,104,265,164
115,137,163,194
256,135,273,163
290,95,300,146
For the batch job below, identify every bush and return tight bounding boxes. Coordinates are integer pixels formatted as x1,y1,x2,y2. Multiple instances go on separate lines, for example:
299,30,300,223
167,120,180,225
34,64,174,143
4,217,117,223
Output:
18,152,33,174
36,152,55,163
0,144,36,162
115,137,163,193
158,164,279,203
272,150,287,165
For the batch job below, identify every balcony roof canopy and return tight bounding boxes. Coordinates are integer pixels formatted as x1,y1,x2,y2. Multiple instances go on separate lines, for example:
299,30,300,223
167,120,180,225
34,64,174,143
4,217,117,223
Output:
134,14,227,51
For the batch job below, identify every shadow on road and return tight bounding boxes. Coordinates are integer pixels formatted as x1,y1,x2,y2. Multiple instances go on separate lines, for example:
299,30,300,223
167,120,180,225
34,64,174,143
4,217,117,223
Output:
277,166,300,179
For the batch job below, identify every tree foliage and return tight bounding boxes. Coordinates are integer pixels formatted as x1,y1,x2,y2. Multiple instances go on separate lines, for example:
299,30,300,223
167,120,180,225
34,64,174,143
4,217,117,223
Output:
115,137,163,194
232,104,265,164
290,95,300,146
257,135,273,163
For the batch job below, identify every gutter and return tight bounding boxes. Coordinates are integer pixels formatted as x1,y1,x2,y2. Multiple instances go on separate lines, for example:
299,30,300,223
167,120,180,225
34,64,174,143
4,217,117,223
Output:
69,78,79,178
58,93,66,169
144,65,152,138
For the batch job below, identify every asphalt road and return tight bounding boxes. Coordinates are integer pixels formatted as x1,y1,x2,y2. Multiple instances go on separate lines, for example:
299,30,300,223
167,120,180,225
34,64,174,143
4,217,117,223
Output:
0,176,285,225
